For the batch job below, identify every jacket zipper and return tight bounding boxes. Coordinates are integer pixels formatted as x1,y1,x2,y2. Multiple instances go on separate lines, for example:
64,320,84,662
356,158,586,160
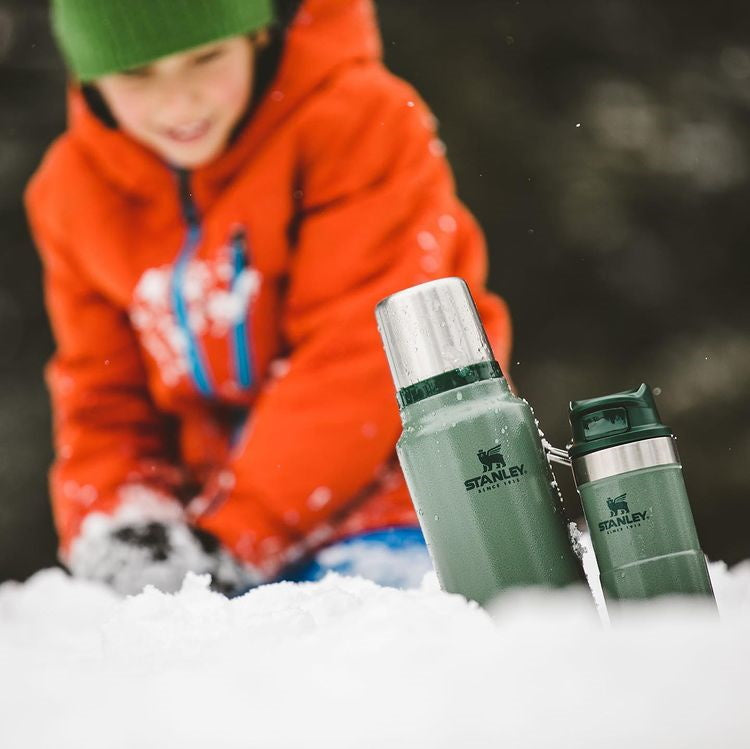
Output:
171,169,214,396
171,170,255,397
230,228,254,390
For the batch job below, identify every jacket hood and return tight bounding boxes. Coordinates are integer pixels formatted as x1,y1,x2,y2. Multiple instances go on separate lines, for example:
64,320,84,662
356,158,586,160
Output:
66,0,382,198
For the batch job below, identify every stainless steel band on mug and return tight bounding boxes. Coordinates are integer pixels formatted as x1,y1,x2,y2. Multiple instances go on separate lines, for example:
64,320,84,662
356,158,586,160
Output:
572,436,680,485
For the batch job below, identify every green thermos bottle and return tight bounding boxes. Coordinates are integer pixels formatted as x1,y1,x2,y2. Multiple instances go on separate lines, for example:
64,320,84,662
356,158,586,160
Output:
568,384,715,604
375,277,584,606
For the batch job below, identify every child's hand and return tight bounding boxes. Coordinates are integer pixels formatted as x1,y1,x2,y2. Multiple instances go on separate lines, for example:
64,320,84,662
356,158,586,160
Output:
70,518,261,597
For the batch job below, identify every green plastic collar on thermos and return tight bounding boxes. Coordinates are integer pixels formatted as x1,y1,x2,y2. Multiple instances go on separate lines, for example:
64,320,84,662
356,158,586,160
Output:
396,360,503,408
568,383,672,459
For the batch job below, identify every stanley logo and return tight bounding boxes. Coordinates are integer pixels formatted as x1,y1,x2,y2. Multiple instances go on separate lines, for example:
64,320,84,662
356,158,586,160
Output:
464,445,526,493
598,492,649,534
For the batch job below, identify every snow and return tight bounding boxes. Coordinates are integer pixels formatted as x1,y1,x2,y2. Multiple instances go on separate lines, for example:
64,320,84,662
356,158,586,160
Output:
314,537,433,589
306,486,333,510
130,258,261,388
438,213,458,234
1,555,749,748
67,487,258,596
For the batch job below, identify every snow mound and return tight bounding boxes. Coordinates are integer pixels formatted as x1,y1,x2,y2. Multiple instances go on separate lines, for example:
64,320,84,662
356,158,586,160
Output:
1,561,749,748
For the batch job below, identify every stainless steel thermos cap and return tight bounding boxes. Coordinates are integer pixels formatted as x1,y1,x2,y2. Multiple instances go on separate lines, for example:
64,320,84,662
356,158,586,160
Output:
375,277,495,391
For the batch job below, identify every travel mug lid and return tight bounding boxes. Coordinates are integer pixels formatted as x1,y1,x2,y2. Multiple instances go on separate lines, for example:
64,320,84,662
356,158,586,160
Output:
568,383,672,459
375,277,498,398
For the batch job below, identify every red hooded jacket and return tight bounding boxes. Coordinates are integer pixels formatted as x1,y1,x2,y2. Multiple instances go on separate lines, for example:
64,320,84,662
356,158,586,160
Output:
25,0,512,578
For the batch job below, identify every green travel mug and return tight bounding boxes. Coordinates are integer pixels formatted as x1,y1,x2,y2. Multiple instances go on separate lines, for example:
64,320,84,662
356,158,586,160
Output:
376,277,584,606
569,384,715,604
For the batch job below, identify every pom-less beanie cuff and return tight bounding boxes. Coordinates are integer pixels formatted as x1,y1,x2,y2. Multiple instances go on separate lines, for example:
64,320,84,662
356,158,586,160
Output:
51,0,277,82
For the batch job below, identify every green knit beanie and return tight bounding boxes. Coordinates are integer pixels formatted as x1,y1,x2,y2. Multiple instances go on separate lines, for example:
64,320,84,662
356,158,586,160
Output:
51,0,277,82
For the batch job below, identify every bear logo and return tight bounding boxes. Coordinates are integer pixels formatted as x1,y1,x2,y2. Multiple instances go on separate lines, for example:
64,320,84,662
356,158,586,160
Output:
477,446,506,472
606,493,630,517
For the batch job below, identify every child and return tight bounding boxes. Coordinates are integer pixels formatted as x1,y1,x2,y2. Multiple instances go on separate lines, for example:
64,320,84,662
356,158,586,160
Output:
25,0,512,595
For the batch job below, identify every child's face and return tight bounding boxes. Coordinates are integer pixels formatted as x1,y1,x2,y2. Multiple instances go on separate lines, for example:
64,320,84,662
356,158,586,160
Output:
96,36,258,169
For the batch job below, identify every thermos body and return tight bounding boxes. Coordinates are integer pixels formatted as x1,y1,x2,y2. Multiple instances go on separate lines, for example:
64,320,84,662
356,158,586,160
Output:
398,378,583,605
568,385,715,605
574,437,713,600
376,277,584,606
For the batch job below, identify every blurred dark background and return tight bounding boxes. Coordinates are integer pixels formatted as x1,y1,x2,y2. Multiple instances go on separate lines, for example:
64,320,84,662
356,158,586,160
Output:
0,0,748,582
